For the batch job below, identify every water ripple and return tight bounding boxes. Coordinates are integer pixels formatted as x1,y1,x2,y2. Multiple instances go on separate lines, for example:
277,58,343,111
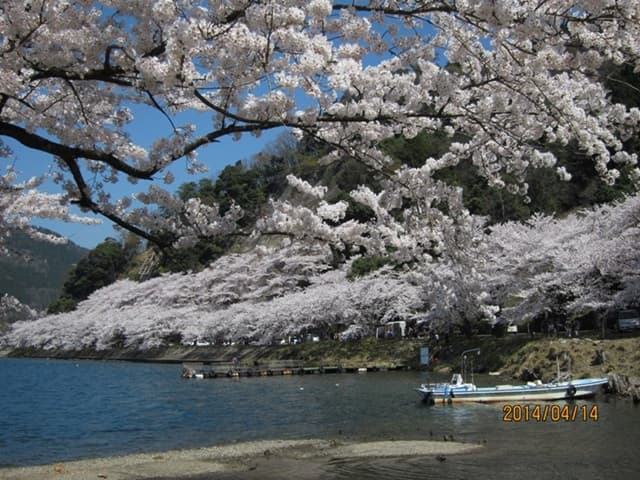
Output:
1,358,639,479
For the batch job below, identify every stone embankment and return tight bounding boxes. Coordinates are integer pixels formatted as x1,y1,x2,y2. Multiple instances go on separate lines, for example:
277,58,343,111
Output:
0,337,425,368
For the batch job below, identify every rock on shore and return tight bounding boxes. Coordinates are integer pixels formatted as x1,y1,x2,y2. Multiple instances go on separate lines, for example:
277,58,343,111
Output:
608,374,640,402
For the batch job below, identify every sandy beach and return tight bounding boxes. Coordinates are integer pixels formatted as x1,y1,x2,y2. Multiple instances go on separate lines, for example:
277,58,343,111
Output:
0,439,483,480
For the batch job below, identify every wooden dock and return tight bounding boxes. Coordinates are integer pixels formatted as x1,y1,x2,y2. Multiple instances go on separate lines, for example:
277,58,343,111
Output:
181,360,408,379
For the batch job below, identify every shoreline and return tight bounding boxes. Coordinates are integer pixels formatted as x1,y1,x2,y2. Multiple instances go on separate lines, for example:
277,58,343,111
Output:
0,439,484,480
3,335,640,398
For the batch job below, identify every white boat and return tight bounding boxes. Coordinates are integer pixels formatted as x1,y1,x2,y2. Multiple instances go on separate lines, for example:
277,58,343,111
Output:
416,373,609,404
416,347,608,404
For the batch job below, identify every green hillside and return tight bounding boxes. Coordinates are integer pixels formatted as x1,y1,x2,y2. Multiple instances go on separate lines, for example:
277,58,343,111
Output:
0,229,88,310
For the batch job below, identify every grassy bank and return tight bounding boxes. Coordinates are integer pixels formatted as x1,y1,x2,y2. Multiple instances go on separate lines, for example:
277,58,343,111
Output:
496,335,640,380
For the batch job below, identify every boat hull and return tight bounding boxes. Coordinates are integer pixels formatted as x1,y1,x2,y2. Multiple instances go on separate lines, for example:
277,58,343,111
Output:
416,378,609,404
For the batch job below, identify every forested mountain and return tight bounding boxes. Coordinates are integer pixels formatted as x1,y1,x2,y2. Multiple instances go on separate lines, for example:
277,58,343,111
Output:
0,229,87,310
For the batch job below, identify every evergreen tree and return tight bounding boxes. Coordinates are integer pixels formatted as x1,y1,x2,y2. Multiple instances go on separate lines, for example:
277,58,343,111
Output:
47,238,132,313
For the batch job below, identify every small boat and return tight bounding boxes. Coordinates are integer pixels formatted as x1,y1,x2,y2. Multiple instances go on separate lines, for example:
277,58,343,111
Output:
416,373,609,404
416,347,608,404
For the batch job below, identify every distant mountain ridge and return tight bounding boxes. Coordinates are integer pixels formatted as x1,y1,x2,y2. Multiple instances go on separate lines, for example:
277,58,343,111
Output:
0,229,88,310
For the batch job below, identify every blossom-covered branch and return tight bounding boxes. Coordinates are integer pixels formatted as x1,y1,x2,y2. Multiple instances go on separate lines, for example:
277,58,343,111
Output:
1,1,639,248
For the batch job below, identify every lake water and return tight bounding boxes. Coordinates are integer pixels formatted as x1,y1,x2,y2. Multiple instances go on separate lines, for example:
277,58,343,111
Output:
1,358,639,479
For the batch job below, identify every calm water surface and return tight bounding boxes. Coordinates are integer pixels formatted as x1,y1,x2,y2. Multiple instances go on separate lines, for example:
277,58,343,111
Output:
0,358,638,479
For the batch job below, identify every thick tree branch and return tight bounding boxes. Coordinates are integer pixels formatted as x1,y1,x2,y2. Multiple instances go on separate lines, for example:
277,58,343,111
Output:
332,1,457,16
30,66,135,86
58,154,173,248
0,122,159,179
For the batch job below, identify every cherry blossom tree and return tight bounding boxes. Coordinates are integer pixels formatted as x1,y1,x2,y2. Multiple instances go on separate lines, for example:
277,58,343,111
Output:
0,293,37,330
0,244,424,350
3,194,639,351
2,1,639,253
484,194,640,329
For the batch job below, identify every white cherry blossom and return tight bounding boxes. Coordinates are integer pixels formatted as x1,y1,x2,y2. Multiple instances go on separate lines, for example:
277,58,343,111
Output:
1,1,639,249
3,195,640,350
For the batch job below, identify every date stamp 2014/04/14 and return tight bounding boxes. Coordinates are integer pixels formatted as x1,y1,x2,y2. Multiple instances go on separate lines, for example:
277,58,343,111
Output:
503,404,599,422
